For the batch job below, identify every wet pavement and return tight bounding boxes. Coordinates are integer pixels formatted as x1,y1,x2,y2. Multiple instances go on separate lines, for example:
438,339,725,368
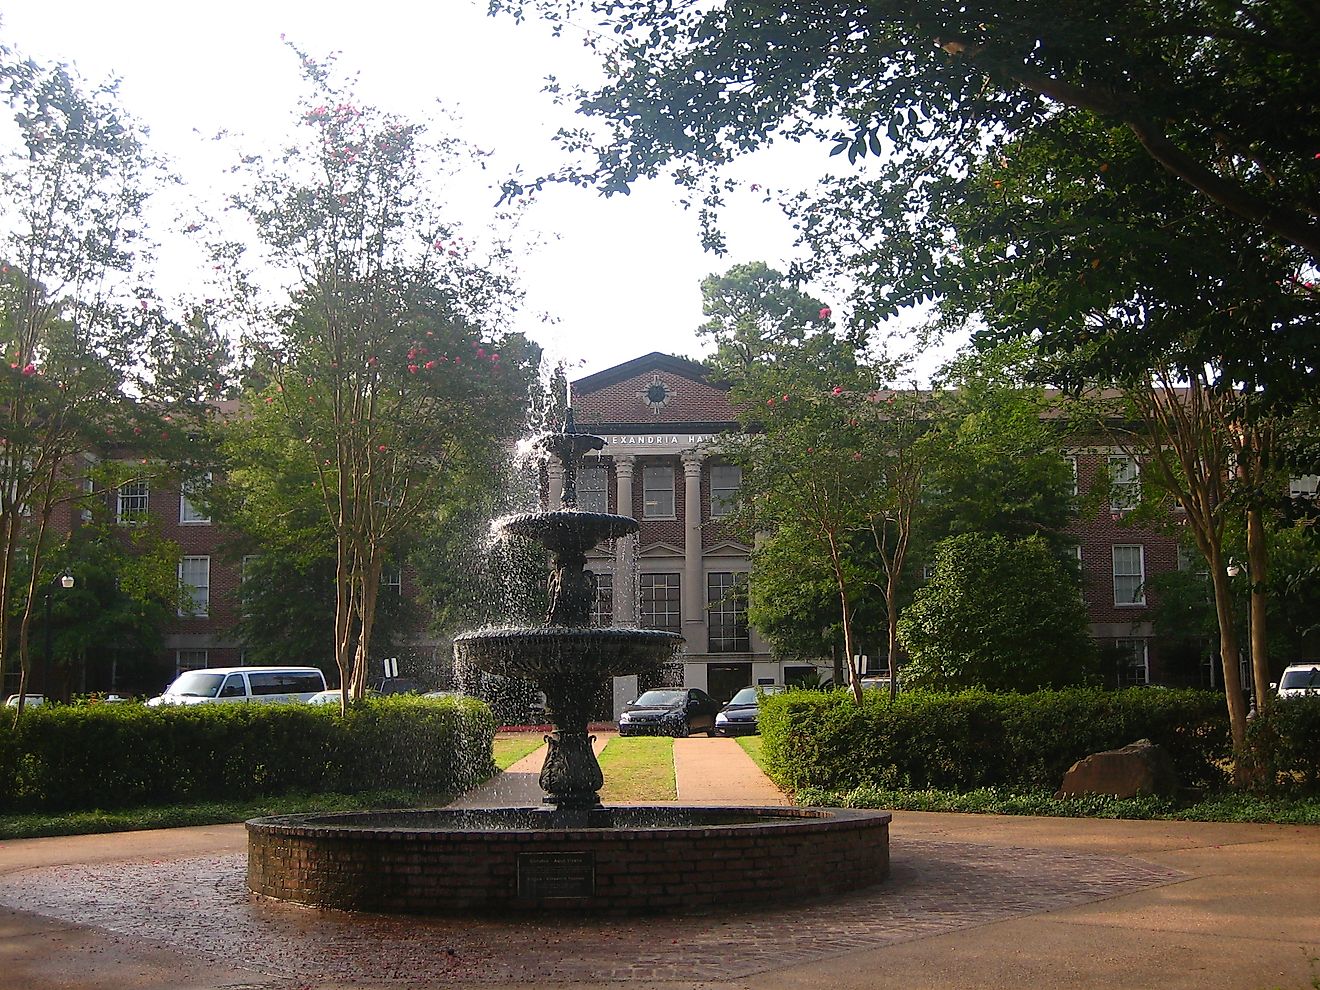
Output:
0,839,1178,987
0,739,1316,989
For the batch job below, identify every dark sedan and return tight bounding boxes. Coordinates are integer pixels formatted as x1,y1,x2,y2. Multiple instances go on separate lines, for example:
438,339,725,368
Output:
617,688,721,738
714,684,785,736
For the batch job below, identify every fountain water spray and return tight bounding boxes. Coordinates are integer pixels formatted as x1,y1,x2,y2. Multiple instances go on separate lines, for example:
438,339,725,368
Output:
454,409,682,814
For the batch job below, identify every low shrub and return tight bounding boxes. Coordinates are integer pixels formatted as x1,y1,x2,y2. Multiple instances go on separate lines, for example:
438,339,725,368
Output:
1243,697,1320,795
0,695,497,814
759,687,1231,795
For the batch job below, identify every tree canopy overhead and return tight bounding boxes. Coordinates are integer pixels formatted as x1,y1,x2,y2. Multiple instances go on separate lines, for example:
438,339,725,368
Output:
494,0,1319,255
492,0,1319,396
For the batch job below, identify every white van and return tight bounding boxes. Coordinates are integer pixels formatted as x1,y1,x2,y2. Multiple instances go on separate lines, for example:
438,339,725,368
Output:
1277,663,1320,698
146,667,327,707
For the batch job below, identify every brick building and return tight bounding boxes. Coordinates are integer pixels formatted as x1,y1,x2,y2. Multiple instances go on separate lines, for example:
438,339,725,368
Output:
16,351,1211,702
567,352,1197,703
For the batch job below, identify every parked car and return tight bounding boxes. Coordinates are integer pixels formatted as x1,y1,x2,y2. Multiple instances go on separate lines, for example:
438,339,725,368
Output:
1277,663,1320,698
618,688,721,737
145,666,327,707
369,676,423,696
860,675,900,694
714,684,785,736
4,694,43,708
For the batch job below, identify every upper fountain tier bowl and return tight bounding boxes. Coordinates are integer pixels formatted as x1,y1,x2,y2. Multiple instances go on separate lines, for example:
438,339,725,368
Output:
495,510,638,558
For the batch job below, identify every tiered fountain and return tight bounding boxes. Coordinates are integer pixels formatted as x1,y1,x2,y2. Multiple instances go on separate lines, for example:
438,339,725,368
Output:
247,413,890,915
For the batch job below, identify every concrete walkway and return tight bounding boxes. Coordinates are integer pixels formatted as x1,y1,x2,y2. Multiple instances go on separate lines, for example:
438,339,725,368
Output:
0,740,1316,990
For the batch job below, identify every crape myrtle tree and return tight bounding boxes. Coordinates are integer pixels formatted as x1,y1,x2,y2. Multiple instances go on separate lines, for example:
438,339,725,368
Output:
898,532,1100,691
722,352,930,701
700,262,935,698
218,48,539,706
0,48,169,712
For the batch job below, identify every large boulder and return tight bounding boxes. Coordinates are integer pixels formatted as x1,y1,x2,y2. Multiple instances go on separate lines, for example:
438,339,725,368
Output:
1055,739,1178,800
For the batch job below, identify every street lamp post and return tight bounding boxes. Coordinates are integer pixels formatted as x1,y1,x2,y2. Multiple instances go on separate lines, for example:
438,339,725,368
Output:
1226,559,1253,715
41,572,75,701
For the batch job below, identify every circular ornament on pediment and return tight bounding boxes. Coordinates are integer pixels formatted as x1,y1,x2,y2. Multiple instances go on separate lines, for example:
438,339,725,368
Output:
640,374,672,413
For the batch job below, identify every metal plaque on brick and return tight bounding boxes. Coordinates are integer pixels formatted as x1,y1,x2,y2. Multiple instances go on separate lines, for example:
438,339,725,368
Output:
516,851,595,899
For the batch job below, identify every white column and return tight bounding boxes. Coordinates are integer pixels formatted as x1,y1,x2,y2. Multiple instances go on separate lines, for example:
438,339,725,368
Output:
613,455,637,626
546,461,564,510
681,452,704,648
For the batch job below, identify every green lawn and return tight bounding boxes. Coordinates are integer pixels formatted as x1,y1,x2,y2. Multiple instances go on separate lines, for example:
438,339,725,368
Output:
598,736,677,802
735,734,766,769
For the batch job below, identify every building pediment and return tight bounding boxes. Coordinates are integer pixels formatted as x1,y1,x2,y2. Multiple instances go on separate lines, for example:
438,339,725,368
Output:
638,541,685,558
705,540,751,556
572,352,736,430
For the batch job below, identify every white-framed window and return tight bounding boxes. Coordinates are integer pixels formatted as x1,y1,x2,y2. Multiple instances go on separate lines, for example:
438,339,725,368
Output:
175,648,209,674
577,465,608,513
642,465,675,519
81,474,95,522
240,554,260,581
1289,475,1319,499
382,566,402,594
592,572,613,627
1112,545,1146,606
707,571,750,653
117,478,149,524
710,464,741,519
1113,638,1150,686
178,556,210,617
639,572,681,632
179,472,212,524
1064,455,1078,497
1108,455,1140,512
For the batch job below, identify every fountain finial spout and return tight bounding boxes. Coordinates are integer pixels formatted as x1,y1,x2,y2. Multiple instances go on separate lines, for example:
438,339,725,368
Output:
538,407,604,510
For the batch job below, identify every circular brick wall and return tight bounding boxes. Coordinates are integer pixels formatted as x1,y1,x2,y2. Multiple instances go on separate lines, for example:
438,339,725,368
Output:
247,806,890,915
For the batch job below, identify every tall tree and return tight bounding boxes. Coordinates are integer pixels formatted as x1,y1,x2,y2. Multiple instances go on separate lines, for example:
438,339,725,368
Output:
918,345,1077,558
697,261,846,378
218,48,539,705
898,532,1099,691
0,49,159,710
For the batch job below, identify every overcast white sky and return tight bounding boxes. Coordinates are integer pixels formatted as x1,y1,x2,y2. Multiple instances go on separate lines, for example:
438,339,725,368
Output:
1,0,839,378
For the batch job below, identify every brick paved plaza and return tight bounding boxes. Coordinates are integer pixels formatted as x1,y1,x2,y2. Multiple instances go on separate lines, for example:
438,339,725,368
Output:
0,738,1315,989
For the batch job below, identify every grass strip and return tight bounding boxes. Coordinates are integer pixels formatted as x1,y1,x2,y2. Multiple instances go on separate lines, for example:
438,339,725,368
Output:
598,736,676,802
0,788,461,841
795,784,1320,824
735,735,766,770
494,734,546,770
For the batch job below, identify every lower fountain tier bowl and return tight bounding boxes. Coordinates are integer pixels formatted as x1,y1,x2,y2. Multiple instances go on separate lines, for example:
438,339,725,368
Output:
454,626,683,680
247,806,891,915
494,510,638,556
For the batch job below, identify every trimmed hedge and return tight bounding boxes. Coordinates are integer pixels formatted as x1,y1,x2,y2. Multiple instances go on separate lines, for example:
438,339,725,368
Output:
1245,697,1320,795
0,695,497,814
758,687,1232,795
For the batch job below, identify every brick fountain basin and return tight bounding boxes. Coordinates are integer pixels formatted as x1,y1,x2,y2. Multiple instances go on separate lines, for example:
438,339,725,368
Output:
247,805,890,915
